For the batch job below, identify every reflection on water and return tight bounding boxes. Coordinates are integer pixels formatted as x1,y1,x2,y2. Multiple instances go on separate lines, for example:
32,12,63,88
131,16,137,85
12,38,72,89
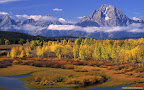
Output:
0,73,133,90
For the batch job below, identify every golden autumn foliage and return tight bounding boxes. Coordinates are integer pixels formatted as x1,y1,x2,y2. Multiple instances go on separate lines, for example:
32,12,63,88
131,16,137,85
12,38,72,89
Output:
8,38,144,64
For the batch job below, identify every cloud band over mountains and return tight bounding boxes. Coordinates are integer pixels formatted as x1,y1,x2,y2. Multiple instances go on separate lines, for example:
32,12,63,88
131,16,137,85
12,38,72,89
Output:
47,23,144,33
2,23,144,33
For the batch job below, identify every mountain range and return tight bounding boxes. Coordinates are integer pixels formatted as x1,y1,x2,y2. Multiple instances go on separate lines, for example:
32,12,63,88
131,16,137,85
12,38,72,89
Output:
0,4,144,39
77,4,143,27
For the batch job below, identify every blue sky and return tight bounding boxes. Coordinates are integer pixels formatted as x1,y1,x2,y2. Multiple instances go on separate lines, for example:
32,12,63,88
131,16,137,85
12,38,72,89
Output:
0,0,144,22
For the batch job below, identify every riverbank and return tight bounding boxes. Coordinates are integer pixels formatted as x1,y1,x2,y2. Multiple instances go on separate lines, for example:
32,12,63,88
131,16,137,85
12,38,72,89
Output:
0,65,143,89
0,65,107,89
19,66,107,89
0,65,46,76
79,66,144,87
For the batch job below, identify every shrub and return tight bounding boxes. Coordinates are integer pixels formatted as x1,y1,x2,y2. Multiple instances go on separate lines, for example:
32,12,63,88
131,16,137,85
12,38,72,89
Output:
0,60,13,68
62,64,75,69
134,68,144,72
72,61,85,65
40,80,55,85
107,66,112,70
53,75,65,82
92,69,100,71
65,78,81,85
65,76,105,86
21,60,34,65
113,65,125,70
133,73,141,77
33,76,42,82
68,74,74,78
73,67,88,72
125,71,134,76
97,61,104,67
0,51,7,56
13,60,22,64
13,60,19,64
100,65,108,68
127,66,135,71
87,61,97,66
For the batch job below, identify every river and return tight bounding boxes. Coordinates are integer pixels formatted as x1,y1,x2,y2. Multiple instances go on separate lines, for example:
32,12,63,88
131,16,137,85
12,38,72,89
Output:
0,73,133,90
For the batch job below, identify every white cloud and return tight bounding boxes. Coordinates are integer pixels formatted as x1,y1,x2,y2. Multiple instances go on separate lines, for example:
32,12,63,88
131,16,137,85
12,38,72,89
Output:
47,23,144,33
58,18,67,23
2,23,144,36
0,11,9,15
16,14,42,21
53,8,63,11
58,18,77,24
16,14,59,21
1,24,46,33
77,16,86,19
0,0,21,4
39,16,58,21
48,25,82,31
28,15,42,21
133,17,141,21
21,24,46,31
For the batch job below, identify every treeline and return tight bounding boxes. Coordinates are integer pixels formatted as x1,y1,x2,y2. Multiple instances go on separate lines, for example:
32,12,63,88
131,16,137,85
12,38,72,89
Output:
9,37,144,63
0,31,79,45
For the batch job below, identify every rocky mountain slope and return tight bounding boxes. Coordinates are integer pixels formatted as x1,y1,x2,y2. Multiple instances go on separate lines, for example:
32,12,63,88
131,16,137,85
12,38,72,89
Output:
77,4,143,27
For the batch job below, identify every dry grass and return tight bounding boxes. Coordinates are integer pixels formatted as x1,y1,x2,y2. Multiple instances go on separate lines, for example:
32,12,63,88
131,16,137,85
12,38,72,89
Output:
79,66,144,87
73,67,88,72
0,65,46,76
19,66,106,88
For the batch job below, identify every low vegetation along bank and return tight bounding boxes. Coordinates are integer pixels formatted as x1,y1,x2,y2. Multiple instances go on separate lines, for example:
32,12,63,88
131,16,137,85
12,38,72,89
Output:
0,37,144,88
0,58,144,88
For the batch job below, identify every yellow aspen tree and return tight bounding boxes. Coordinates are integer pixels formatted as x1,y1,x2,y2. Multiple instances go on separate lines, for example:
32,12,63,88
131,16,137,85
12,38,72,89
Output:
93,45,101,60
73,45,79,59
79,45,86,60
30,40,35,47
63,45,73,58
19,50,25,58
7,52,10,58
55,45,63,59
10,47,17,58
5,39,10,45
62,39,67,45
67,40,71,45
36,46,43,58
26,47,31,57
75,39,79,45
48,41,52,46
44,46,51,58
